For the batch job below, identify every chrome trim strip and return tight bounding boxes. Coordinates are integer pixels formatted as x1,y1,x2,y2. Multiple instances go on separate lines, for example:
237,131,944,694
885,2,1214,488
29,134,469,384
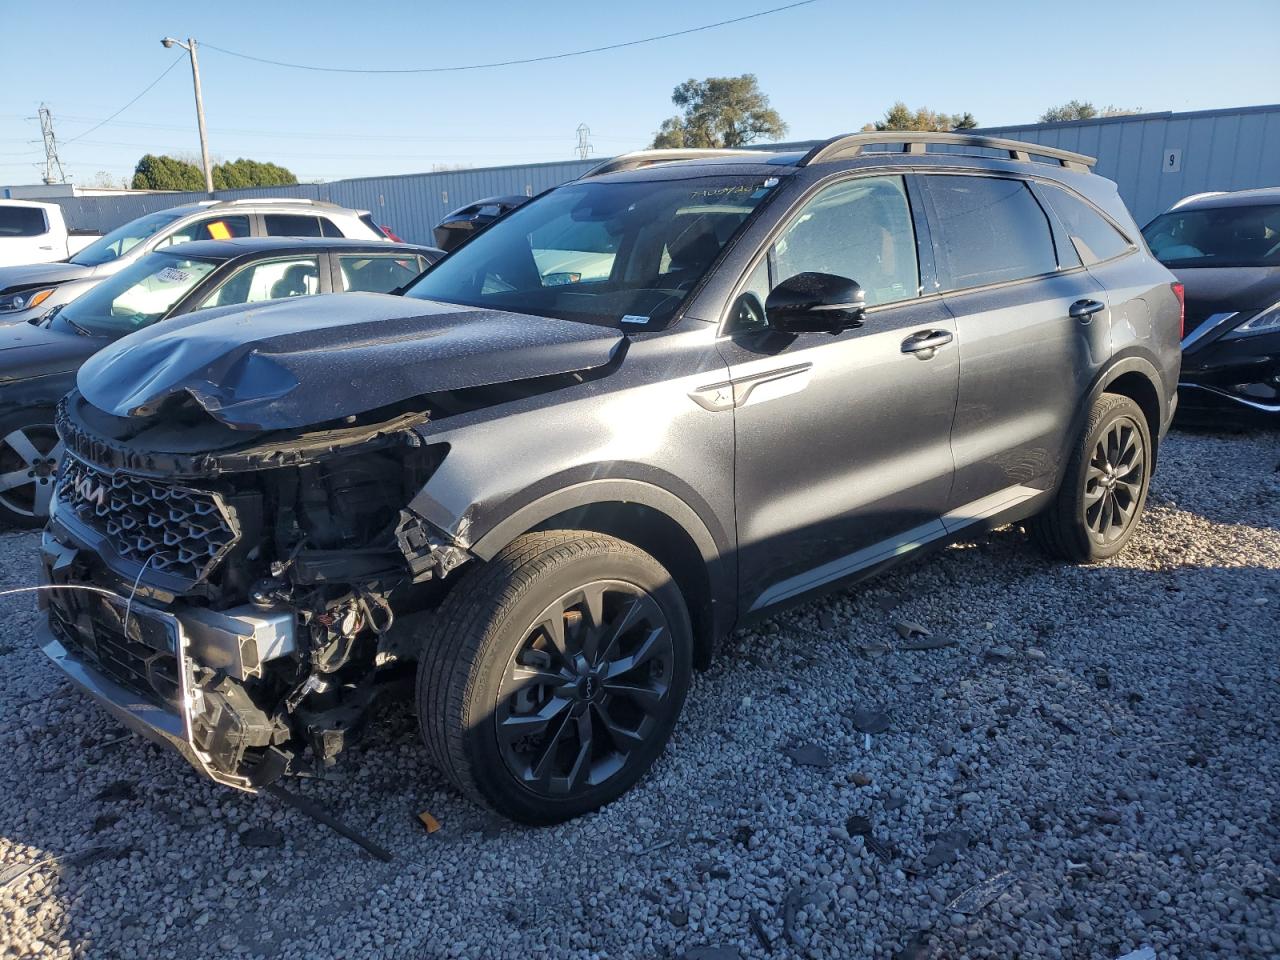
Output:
1178,381,1280,413
1180,312,1238,350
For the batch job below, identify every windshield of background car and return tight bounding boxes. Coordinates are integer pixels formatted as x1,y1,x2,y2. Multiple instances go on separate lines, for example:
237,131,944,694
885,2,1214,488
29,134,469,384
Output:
70,210,186,266
1143,204,1280,268
59,252,219,336
404,175,781,326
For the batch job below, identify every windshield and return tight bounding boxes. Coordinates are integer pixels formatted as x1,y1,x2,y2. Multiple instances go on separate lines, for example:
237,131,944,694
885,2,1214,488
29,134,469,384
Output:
1143,204,1280,268
405,174,780,326
59,252,219,336
70,210,186,266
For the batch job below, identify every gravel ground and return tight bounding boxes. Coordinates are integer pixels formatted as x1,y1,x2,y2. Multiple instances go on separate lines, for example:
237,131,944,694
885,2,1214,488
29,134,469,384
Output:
0,427,1276,960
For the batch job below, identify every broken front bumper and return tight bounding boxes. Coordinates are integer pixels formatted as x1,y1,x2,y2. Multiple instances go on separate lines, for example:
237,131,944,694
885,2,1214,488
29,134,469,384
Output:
37,531,280,792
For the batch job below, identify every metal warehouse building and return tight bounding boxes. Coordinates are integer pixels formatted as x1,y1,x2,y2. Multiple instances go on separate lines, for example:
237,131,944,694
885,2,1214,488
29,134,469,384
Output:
7,102,1279,244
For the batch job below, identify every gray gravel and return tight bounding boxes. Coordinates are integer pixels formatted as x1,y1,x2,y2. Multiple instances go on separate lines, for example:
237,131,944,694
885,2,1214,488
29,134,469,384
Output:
1,427,1277,959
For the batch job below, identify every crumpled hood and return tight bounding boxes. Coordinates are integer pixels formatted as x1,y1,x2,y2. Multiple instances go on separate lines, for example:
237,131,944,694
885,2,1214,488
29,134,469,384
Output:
0,321,105,383
77,293,624,430
0,261,93,292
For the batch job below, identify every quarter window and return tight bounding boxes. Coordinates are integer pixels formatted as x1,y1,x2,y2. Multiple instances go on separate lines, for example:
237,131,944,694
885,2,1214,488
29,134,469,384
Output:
1040,185,1132,265
772,175,920,307
928,176,1058,291
199,256,321,309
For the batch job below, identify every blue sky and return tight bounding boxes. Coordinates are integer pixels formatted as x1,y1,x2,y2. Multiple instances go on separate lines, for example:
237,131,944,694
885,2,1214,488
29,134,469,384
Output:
1,0,1275,186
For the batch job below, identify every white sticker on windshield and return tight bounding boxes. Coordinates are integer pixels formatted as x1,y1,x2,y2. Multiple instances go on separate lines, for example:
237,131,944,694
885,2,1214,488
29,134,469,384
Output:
621,314,649,324
156,267,190,283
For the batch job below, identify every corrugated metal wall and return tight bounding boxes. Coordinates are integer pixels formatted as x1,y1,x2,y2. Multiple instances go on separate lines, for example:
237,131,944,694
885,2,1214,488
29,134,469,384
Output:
46,158,599,245
28,104,1280,239
976,104,1280,225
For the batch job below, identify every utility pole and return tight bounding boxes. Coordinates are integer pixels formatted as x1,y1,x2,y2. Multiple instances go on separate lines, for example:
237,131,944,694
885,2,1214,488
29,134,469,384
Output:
575,123,593,161
37,105,67,185
161,37,214,194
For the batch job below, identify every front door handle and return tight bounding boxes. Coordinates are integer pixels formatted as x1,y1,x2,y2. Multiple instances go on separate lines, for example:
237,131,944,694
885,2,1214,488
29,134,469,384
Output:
1070,298,1106,321
901,330,954,357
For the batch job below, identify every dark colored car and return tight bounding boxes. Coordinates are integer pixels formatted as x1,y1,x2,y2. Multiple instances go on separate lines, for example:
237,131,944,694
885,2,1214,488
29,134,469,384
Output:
1143,188,1280,419
38,134,1181,824
433,195,529,251
0,237,439,526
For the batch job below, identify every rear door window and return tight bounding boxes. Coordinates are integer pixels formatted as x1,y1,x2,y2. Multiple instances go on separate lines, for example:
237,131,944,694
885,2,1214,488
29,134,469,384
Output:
1039,185,1132,265
336,254,426,293
199,256,321,308
926,176,1058,291
264,214,324,238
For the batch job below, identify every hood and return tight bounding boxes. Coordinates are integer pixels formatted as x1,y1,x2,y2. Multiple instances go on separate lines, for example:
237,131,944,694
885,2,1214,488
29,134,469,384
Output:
0,261,93,292
1172,265,1280,313
0,321,105,384
78,293,624,431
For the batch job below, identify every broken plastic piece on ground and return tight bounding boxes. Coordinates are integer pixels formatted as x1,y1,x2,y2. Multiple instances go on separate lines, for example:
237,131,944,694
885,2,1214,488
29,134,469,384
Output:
947,869,1015,915
784,743,832,767
900,637,957,651
263,783,393,862
894,620,932,640
417,811,441,834
851,707,892,734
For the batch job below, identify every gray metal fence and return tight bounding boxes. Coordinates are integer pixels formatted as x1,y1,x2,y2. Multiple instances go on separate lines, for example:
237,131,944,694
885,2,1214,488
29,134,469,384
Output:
29,104,1280,241
47,158,600,245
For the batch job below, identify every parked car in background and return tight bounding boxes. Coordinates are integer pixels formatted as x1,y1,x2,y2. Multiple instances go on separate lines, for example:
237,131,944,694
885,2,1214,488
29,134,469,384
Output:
1143,188,1280,419
0,199,99,268
0,237,438,526
0,198,387,327
36,134,1181,824
433,195,529,251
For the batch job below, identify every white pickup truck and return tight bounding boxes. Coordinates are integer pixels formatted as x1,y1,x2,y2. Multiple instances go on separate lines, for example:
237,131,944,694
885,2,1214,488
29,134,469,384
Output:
0,199,98,268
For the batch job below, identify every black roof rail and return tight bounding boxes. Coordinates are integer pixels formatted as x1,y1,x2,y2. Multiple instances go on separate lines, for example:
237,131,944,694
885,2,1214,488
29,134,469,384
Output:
798,132,1096,171
581,148,762,178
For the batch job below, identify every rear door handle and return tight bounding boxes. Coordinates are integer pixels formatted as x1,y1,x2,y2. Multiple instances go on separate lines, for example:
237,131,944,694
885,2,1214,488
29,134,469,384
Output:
901,330,954,357
1070,298,1106,321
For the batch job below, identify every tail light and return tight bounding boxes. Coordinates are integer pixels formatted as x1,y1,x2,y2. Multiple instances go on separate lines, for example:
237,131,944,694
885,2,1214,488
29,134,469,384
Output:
380,225,405,243
1171,282,1185,339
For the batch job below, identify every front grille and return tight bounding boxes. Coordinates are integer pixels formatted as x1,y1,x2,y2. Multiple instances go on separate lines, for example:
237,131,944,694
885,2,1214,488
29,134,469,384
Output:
57,456,239,582
48,595,179,707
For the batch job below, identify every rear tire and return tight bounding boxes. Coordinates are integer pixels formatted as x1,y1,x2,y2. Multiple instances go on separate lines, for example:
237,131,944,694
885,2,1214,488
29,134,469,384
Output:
1030,393,1152,562
0,409,61,528
415,531,693,824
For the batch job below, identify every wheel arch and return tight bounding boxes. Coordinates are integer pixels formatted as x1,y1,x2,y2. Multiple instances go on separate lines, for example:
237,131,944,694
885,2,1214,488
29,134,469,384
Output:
1093,353,1167,465
468,479,735,667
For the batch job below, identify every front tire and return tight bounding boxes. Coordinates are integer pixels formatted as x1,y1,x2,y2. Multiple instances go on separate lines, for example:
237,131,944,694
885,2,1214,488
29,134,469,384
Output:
416,531,693,824
1030,393,1152,562
0,409,62,528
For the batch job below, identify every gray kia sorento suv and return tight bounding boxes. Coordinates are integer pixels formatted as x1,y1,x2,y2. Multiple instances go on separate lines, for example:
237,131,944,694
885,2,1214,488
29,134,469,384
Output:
39,133,1182,824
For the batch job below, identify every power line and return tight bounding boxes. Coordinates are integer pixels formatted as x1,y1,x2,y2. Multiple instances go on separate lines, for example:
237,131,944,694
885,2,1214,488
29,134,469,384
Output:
62,57,186,146
201,1,820,74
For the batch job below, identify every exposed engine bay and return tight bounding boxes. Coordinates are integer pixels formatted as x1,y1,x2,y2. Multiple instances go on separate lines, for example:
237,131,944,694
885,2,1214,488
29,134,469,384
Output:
39,390,478,790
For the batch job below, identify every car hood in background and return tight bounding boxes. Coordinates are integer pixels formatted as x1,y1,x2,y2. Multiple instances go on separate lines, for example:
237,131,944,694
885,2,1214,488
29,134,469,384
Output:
1172,265,1280,313
0,322,105,383
0,261,94,292
77,293,624,431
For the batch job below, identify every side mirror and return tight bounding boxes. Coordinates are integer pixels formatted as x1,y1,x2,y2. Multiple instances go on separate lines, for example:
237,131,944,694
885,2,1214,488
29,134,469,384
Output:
765,272,866,334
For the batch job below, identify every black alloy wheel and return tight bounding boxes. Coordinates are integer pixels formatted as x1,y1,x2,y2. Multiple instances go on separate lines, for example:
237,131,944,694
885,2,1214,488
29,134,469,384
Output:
495,580,676,797
1083,416,1145,545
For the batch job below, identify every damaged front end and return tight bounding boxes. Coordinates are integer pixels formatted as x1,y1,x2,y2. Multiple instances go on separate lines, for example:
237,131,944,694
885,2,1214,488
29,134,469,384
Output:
38,391,465,791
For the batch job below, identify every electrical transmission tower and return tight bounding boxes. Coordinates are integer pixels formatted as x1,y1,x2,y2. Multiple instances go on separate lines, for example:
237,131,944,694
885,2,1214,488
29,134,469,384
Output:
575,123,593,160
37,105,67,185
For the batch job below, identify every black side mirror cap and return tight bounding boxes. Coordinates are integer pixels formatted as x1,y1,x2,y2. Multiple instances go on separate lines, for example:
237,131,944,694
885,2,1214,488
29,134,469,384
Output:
765,272,867,334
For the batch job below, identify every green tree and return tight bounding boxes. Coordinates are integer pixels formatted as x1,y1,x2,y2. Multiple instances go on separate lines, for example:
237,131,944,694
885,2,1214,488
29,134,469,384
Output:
1039,101,1143,123
130,153,205,191
212,158,298,189
863,102,980,133
651,74,787,149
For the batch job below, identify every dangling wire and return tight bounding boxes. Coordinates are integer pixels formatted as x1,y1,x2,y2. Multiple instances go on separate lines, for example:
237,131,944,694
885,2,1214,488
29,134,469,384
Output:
122,554,155,640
